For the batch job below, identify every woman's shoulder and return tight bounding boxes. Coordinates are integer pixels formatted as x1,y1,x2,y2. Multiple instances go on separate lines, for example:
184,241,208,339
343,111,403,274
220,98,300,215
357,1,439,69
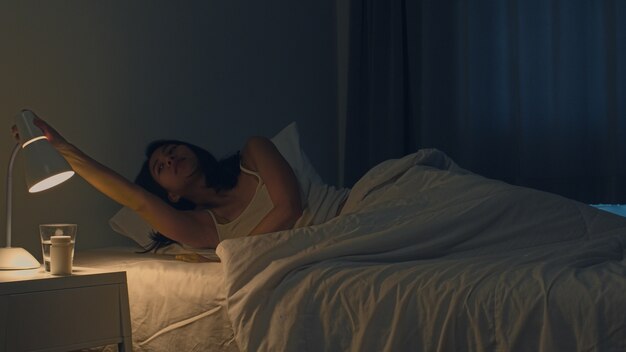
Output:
242,136,273,151
240,136,274,172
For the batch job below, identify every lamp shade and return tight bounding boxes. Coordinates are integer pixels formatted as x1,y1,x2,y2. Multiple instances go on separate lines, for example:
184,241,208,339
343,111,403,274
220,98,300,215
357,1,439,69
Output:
21,140,74,193
15,110,75,193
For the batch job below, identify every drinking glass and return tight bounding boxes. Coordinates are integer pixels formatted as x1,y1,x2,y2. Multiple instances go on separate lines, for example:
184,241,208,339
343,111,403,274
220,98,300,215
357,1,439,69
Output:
39,224,77,272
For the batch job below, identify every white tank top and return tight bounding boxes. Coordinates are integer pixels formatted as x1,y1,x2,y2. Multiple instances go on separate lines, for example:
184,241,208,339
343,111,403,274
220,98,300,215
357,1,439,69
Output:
207,165,274,241
208,164,351,242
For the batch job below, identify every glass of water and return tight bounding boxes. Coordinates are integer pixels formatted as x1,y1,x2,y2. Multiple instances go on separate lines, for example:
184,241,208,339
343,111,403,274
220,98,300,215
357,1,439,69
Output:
39,224,77,272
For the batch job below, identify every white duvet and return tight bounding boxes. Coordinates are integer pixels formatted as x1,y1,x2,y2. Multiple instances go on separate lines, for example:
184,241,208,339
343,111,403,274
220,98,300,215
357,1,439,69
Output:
216,149,626,352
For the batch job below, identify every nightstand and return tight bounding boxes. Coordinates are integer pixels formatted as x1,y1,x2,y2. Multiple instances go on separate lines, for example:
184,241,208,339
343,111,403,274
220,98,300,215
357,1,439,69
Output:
0,267,132,352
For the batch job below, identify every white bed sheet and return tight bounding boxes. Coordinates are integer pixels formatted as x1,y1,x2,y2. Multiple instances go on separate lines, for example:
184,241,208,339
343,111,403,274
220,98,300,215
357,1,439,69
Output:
74,246,238,352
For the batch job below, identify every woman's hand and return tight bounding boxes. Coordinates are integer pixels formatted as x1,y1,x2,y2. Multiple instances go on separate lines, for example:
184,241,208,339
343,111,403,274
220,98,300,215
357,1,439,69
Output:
11,116,69,148
32,117,69,148
10,125,20,143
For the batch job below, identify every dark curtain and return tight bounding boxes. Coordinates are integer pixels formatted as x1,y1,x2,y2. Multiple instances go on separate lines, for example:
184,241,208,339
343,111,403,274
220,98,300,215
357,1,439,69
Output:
344,0,626,204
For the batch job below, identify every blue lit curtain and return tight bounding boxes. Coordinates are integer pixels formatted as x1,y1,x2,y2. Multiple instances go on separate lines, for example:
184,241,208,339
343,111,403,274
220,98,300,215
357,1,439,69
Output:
344,0,626,203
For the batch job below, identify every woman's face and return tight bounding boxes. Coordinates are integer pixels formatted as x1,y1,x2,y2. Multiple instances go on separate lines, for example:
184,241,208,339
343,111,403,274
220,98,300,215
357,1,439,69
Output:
149,143,200,194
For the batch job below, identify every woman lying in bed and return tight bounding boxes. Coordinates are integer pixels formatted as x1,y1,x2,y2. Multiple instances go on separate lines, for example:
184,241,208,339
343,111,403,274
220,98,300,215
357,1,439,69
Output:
12,113,348,252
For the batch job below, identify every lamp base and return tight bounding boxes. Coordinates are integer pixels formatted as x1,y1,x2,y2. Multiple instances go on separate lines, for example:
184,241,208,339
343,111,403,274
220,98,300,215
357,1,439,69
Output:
0,247,41,270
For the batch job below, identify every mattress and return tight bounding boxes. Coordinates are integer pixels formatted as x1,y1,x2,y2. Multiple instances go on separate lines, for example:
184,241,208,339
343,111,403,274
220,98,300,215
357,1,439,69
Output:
74,246,238,352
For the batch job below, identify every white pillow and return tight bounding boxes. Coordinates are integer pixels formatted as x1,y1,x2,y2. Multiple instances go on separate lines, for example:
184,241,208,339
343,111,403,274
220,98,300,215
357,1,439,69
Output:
109,121,322,249
268,121,323,192
109,206,154,248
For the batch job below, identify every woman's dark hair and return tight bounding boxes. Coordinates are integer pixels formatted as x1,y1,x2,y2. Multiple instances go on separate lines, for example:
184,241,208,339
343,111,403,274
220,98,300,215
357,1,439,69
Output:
133,139,240,252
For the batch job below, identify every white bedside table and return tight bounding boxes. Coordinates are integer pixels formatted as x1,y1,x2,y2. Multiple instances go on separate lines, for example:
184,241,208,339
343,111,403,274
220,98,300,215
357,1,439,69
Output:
0,266,132,352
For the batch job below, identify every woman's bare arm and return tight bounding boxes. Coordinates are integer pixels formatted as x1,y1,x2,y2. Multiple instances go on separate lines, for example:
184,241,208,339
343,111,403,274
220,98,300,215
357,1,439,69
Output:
242,136,303,236
23,118,219,248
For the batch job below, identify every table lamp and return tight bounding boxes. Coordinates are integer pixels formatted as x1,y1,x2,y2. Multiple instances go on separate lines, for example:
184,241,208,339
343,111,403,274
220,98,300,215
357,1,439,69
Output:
0,109,75,270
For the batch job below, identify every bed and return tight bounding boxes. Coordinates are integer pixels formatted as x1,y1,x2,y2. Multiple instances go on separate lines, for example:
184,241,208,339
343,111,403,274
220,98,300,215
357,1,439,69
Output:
79,125,626,351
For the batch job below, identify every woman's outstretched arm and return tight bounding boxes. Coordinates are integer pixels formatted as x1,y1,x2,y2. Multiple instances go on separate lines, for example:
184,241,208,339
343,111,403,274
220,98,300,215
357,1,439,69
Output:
31,118,148,210
15,117,219,248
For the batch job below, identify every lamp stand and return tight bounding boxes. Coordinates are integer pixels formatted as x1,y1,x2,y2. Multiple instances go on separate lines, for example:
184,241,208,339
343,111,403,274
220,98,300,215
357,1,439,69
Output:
0,143,39,270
